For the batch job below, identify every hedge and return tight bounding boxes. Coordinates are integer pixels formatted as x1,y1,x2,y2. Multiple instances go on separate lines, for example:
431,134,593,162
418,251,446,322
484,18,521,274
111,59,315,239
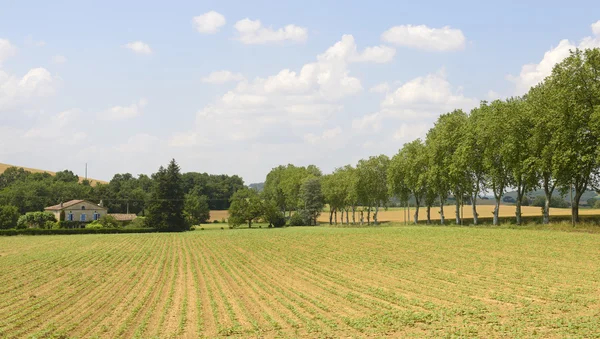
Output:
0,228,159,236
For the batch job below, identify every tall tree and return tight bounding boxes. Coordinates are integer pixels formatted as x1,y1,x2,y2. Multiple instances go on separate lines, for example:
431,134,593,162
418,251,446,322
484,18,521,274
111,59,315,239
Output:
299,177,324,226
356,155,389,225
548,48,600,223
146,159,187,231
389,139,427,224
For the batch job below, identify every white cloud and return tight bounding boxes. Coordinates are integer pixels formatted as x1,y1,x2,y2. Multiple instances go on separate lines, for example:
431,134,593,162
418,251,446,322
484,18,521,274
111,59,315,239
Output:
353,70,477,133
201,70,245,84
24,109,87,144
350,45,396,63
369,82,390,93
193,11,226,34
52,55,67,64
0,67,57,111
172,35,384,146
592,20,600,36
392,123,430,141
234,18,308,44
304,126,342,145
0,39,17,64
125,41,152,54
100,98,147,121
508,21,600,94
381,24,466,51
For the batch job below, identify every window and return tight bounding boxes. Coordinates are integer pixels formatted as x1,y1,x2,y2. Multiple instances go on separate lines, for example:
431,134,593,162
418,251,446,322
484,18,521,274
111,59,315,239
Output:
68,212,73,221
80,214,86,222
81,206,86,210
93,212,99,220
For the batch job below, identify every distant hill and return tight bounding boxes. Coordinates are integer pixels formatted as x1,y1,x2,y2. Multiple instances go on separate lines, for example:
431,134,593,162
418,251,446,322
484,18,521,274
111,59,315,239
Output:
0,163,108,186
248,182,264,192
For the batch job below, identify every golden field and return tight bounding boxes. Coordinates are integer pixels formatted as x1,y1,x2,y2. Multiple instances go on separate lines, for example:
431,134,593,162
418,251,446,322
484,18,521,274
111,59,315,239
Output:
211,205,600,223
0,163,107,186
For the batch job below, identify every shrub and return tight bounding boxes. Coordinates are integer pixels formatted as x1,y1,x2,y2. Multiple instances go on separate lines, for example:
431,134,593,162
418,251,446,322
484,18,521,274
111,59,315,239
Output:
288,210,312,226
213,220,219,223
126,217,148,229
17,212,57,229
86,220,104,229
595,200,600,209
98,215,119,228
0,205,20,229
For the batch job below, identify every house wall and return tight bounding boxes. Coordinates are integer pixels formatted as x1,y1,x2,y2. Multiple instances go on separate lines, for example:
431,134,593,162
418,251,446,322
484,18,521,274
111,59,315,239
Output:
46,201,108,222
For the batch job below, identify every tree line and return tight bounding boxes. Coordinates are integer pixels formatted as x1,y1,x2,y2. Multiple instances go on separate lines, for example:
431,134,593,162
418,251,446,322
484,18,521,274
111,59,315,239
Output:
0,162,244,229
233,48,600,227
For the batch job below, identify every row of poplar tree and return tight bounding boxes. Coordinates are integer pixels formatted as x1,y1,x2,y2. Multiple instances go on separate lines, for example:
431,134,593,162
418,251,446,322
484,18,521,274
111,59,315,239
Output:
242,48,600,226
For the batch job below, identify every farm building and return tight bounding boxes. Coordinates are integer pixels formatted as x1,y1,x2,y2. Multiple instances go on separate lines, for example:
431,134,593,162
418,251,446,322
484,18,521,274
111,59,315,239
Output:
44,200,107,222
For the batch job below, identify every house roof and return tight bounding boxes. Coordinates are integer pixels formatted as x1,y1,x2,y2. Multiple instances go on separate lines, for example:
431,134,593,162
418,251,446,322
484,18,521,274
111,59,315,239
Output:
44,199,107,211
108,213,137,221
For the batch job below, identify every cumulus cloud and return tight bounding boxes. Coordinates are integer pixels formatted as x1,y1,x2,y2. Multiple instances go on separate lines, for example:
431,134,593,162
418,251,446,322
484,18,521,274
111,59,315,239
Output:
381,24,466,51
117,133,158,153
304,126,342,145
0,67,57,111
125,41,152,54
508,20,600,94
193,11,226,34
100,98,148,121
201,70,245,84
353,70,477,133
349,45,396,63
234,18,308,44
0,39,17,64
171,34,387,146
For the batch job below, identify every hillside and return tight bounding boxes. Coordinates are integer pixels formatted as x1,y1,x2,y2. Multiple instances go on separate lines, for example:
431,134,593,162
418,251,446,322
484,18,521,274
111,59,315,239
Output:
0,163,108,186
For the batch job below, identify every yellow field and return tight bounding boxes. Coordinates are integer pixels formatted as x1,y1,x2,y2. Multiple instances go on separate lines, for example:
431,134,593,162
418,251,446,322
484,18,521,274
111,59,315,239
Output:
211,205,600,224
1,227,600,337
0,163,107,185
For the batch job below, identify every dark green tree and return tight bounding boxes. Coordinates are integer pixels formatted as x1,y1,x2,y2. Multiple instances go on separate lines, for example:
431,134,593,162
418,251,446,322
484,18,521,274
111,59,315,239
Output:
299,177,324,226
0,205,20,229
184,189,210,225
146,159,187,231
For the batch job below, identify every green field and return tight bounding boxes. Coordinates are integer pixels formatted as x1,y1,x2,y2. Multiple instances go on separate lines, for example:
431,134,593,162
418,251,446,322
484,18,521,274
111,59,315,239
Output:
1,226,600,338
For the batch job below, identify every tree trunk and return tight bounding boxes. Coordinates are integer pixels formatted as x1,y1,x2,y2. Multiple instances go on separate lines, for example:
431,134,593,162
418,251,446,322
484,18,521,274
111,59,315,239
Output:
346,209,350,225
493,198,500,225
426,206,431,224
542,176,555,225
573,189,584,224
360,210,363,225
439,196,445,225
413,205,419,224
472,197,478,225
334,209,338,225
329,210,333,225
455,199,461,225
352,206,356,225
374,205,379,225
248,220,252,228
367,206,371,225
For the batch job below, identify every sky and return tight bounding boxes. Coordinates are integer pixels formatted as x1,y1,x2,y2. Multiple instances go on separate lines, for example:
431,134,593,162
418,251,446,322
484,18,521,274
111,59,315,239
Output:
1,1,600,184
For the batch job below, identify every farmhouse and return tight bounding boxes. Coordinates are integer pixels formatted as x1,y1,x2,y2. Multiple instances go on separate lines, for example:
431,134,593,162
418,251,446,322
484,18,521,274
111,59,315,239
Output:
44,200,108,222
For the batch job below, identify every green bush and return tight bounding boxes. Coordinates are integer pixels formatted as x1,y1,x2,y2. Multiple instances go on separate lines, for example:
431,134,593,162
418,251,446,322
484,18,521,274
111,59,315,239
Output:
17,212,57,229
86,220,104,229
0,205,20,229
98,215,119,228
126,217,148,229
288,210,312,226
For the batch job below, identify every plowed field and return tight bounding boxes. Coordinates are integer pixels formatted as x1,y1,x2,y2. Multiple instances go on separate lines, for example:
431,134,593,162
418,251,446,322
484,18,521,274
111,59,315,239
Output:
1,227,599,338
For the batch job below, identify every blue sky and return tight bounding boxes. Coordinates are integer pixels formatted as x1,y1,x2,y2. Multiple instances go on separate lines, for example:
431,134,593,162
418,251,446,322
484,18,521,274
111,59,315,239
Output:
1,1,599,183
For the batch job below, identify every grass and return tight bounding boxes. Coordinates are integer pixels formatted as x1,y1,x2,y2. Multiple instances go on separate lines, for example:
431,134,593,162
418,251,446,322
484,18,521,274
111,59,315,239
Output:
1,225,599,337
